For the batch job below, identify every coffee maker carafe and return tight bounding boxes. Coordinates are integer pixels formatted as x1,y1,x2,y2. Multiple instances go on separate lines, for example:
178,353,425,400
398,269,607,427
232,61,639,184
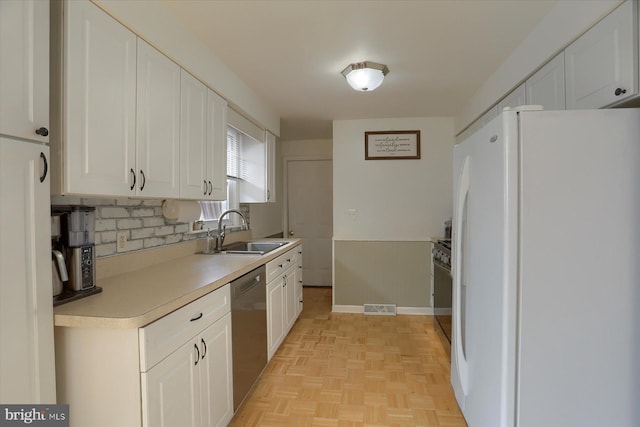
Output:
53,206,96,291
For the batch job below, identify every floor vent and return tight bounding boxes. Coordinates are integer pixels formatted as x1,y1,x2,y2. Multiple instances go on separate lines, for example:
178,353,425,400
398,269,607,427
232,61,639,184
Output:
363,304,397,316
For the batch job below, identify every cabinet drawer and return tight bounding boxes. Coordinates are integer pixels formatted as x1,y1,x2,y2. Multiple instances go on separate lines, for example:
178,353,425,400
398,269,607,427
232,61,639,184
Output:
139,284,230,372
266,249,296,283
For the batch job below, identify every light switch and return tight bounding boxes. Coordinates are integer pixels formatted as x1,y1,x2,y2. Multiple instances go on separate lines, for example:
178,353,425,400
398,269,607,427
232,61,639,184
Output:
346,209,357,220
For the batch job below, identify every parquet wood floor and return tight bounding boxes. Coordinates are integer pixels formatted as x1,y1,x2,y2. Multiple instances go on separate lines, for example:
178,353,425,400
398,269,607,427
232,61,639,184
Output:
229,287,467,427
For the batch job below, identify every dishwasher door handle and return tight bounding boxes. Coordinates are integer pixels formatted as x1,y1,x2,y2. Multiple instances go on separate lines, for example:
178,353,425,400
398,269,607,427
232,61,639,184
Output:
235,275,262,295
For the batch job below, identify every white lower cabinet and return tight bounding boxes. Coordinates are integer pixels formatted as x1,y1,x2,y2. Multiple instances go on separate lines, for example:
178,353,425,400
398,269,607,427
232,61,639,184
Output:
295,247,303,317
55,285,233,427
266,277,286,360
142,313,233,427
142,338,201,427
266,246,303,360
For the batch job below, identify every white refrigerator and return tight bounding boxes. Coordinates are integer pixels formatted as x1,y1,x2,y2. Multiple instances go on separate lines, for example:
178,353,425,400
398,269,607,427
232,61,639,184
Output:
451,107,640,427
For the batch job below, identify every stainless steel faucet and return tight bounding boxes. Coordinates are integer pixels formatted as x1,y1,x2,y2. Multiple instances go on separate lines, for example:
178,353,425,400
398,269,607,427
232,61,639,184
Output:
216,209,249,252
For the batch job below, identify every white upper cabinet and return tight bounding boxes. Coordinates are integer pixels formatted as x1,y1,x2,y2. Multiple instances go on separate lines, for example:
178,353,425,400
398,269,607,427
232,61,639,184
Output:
53,0,137,196
565,0,638,109
265,131,277,203
180,71,228,201
456,106,498,144
180,71,209,199
0,0,49,142
136,39,181,198
207,90,228,201
525,53,566,111
497,83,526,112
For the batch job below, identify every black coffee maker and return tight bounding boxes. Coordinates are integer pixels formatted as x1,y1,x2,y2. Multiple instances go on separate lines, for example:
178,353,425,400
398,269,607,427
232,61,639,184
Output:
52,205,96,292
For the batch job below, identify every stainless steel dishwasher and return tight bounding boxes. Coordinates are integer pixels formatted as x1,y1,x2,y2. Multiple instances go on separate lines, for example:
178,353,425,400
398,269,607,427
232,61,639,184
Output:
230,265,267,410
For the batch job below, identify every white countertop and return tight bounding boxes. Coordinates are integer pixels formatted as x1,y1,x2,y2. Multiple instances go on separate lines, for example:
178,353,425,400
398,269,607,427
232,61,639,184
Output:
53,239,301,329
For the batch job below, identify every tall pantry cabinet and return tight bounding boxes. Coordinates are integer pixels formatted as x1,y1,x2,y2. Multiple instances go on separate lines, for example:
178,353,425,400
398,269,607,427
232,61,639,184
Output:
0,0,56,404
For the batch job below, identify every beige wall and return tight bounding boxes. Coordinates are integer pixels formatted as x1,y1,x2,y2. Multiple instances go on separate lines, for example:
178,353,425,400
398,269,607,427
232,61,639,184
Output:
334,241,430,308
332,117,454,308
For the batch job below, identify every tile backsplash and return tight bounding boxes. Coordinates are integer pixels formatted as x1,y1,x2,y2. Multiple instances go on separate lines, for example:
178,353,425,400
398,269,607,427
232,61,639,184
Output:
51,196,250,258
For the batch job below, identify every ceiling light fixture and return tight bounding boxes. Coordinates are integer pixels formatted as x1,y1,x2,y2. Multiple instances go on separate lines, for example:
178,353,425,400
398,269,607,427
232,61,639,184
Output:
341,61,389,92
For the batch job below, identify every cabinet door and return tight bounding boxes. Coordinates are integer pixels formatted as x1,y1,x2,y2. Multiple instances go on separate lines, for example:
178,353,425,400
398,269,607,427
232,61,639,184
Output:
284,266,298,331
525,53,566,111
65,0,136,196
497,83,526,112
142,339,201,427
265,131,277,203
136,39,180,198
180,71,209,200
0,139,55,403
565,0,637,109
0,0,49,142
266,279,285,360
199,313,233,427
207,90,228,201
295,248,303,317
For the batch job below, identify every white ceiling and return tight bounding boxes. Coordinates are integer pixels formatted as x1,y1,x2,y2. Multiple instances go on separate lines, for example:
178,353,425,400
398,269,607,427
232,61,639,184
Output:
163,0,557,140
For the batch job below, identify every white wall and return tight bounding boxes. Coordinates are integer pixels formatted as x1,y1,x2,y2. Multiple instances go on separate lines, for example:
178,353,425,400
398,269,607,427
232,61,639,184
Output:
282,139,333,159
91,0,280,136
333,117,454,241
250,138,334,238
456,0,622,133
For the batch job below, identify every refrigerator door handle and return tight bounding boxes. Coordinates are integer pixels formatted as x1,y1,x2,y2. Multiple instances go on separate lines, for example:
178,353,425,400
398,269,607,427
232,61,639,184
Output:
453,156,470,396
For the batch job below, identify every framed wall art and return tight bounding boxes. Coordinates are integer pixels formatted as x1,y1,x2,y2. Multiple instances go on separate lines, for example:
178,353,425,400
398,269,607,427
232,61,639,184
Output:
364,130,421,160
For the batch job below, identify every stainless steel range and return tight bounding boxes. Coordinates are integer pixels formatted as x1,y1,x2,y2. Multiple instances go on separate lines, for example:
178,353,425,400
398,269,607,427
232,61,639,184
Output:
432,239,452,353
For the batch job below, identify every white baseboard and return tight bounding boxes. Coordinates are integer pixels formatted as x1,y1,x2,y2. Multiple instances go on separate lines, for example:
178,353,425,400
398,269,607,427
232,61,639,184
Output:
332,305,363,313
332,305,433,315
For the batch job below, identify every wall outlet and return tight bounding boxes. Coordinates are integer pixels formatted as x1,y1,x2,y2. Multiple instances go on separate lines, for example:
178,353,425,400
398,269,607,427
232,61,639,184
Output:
117,231,128,251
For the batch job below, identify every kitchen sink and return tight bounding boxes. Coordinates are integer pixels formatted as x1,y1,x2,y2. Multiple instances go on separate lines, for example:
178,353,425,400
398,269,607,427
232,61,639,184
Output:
222,241,289,255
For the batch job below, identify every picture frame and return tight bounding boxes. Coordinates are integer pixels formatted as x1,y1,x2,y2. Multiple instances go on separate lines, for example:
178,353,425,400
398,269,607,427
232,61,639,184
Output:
364,130,421,160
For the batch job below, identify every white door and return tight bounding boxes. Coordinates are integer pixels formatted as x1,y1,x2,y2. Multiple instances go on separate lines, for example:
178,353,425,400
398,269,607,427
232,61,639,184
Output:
0,0,49,143
199,313,234,427
142,339,201,427
65,0,136,196
287,159,332,287
136,39,181,198
0,138,55,403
